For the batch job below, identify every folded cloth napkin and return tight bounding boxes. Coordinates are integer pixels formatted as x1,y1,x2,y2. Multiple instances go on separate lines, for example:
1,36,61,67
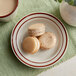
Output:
0,0,76,76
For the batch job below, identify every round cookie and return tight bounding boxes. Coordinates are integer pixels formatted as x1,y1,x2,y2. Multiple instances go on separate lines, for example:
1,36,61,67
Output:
39,32,57,50
28,23,45,36
22,37,40,54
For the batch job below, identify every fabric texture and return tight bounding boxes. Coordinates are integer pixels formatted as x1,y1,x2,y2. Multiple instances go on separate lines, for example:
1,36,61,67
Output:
0,0,76,76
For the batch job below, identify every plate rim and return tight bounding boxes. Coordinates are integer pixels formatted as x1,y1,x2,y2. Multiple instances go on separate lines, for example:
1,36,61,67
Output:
11,13,68,68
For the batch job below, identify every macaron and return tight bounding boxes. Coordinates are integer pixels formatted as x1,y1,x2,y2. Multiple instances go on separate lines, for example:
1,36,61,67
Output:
22,37,40,54
28,23,45,36
39,32,57,50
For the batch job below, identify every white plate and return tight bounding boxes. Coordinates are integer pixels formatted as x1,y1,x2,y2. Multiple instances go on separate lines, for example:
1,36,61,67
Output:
11,13,68,68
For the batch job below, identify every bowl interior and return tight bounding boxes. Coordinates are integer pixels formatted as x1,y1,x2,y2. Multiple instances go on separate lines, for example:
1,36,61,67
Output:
0,0,18,18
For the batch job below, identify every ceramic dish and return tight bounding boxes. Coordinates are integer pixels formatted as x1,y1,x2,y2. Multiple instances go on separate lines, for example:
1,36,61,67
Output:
11,13,68,68
0,0,19,22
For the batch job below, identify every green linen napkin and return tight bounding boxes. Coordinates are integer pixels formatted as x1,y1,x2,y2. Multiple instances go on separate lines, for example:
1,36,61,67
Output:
0,0,76,76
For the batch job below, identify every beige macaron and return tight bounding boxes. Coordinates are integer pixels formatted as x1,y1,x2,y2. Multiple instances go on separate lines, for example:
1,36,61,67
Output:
28,23,45,36
22,37,40,54
39,32,57,50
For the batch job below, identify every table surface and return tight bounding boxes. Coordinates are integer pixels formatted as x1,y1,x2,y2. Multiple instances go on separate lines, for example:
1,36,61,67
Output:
38,56,76,76
0,0,76,76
